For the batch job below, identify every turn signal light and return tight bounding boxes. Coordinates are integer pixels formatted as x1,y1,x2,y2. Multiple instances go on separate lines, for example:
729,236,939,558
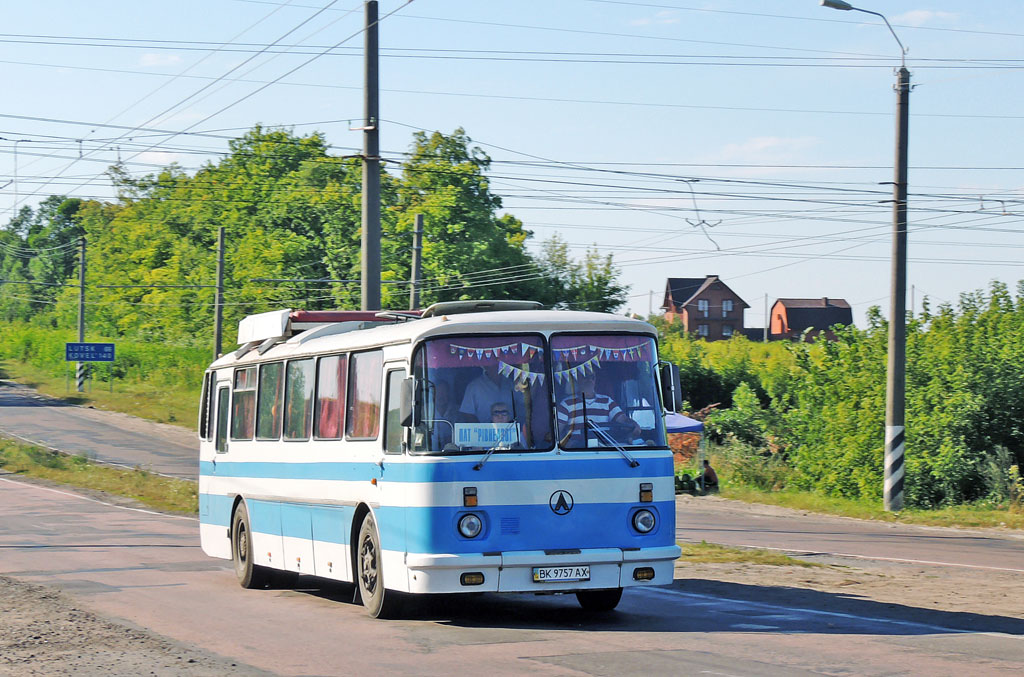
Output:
633,567,655,581
639,482,653,502
463,486,478,507
460,572,485,586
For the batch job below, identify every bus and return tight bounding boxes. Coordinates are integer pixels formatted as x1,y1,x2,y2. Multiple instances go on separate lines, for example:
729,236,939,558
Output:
198,300,682,617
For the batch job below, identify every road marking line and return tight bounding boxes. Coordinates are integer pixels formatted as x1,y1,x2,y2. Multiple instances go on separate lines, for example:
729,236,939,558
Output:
0,476,197,521
717,541,1024,574
635,587,1024,640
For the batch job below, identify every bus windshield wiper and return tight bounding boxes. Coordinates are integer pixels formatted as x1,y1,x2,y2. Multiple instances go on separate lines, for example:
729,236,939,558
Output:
586,419,640,468
473,423,517,471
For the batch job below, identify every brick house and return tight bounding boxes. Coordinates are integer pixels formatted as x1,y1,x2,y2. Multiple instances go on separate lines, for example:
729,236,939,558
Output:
661,276,749,341
770,297,853,341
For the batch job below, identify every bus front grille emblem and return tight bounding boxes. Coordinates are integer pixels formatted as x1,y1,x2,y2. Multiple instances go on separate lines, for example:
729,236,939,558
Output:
549,490,574,515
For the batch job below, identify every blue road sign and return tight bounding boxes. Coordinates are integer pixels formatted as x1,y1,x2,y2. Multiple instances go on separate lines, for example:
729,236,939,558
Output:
65,342,116,362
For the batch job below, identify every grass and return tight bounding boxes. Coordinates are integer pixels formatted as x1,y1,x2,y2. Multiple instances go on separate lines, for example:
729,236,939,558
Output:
0,439,198,515
717,483,1024,530
0,359,199,428
678,540,821,567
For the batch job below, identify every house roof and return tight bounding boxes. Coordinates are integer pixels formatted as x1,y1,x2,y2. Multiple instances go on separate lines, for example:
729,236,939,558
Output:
663,276,749,310
774,298,853,332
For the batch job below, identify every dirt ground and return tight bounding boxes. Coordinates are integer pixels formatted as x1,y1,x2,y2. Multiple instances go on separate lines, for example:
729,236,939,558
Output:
0,576,268,676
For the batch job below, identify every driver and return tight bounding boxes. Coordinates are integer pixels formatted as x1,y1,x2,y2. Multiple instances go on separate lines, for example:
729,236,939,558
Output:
556,372,641,443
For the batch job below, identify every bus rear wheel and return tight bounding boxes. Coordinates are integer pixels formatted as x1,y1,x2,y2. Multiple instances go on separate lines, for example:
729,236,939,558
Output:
576,587,623,612
232,502,271,589
356,512,400,618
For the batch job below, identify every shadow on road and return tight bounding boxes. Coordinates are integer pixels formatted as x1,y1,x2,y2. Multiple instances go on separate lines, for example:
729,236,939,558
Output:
288,576,1024,636
0,370,84,408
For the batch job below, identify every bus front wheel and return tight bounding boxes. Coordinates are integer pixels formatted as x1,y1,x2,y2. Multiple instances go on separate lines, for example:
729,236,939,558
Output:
356,512,400,618
576,587,623,612
232,502,271,589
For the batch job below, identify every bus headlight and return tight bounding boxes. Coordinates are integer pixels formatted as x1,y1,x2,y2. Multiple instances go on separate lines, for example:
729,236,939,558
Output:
458,513,483,538
632,509,656,533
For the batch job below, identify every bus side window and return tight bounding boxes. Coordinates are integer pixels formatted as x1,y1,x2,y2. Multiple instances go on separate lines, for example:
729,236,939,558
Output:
198,372,212,440
215,386,230,454
256,362,284,440
383,369,407,454
284,358,315,441
231,367,257,441
346,350,383,440
315,354,347,440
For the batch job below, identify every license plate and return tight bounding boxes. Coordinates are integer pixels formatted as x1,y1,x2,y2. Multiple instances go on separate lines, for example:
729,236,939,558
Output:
532,565,591,583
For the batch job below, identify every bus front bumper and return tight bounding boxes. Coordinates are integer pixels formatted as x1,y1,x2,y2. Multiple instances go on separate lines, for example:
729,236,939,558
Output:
403,545,681,594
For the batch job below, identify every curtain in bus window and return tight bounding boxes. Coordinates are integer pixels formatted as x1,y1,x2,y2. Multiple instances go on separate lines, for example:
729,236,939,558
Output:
256,362,283,439
315,355,347,439
346,351,383,439
284,359,315,440
230,367,256,440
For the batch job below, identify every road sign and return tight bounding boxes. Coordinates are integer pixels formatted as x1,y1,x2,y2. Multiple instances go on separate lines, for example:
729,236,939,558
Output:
65,342,115,362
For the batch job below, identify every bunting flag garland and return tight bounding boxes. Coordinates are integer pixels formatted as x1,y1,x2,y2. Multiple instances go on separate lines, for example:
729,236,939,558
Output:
448,341,543,361
552,343,649,362
497,360,546,386
553,355,601,384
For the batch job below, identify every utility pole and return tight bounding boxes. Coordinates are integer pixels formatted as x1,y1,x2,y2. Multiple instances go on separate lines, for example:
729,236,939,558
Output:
360,0,381,311
76,237,86,392
885,64,910,513
409,214,423,310
763,293,768,342
821,0,909,513
214,227,225,361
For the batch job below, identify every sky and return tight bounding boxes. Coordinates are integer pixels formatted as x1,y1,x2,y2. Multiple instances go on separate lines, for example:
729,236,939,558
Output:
2,0,1023,327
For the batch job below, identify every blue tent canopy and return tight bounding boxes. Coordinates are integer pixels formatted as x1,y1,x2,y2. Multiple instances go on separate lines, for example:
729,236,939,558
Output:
665,412,703,433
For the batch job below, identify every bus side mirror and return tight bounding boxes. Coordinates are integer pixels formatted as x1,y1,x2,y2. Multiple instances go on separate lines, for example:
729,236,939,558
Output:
660,362,682,413
400,378,421,427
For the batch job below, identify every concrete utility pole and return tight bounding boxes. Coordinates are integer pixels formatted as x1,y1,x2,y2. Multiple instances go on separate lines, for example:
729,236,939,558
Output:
76,237,86,392
360,0,381,311
821,0,909,512
409,214,423,310
214,227,225,361
763,294,768,342
885,64,910,512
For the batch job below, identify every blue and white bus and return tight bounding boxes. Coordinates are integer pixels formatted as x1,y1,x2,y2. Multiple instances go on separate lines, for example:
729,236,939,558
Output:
198,300,682,617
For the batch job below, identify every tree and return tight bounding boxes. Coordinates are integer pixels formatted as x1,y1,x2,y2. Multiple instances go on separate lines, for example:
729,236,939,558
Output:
393,128,540,305
535,234,629,313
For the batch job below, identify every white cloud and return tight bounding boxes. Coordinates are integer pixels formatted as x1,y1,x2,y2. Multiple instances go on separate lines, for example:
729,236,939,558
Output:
892,10,958,27
716,136,819,163
139,53,182,67
137,151,182,165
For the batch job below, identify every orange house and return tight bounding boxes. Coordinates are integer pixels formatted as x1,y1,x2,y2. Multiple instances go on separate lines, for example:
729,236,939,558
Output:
661,276,749,341
770,297,853,341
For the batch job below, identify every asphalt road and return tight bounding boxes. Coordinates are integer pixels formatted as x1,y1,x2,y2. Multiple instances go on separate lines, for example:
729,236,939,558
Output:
2,477,1022,676
2,378,1022,576
0,379,197,479
677,499,1024,574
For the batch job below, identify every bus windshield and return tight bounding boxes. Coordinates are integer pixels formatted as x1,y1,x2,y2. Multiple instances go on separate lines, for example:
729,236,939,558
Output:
552,334,666,450
411,334,554,453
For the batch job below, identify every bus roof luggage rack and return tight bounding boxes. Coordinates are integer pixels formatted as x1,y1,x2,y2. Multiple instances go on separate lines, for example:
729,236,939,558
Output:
236,308,423,353
420,300,543,318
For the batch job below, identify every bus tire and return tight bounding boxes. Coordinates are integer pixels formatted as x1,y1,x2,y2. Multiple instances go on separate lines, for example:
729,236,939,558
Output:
232,502,271,589
356,512,400,618
576,587,623,612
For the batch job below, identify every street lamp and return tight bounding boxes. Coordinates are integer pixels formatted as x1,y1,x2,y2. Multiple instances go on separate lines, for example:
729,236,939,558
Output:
821,0,910,512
